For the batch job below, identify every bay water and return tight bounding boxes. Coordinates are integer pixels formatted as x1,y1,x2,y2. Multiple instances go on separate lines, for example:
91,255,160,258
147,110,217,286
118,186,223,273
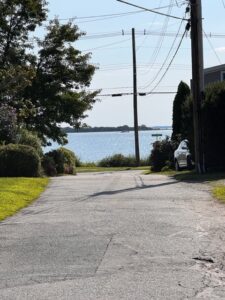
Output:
44,130,172,163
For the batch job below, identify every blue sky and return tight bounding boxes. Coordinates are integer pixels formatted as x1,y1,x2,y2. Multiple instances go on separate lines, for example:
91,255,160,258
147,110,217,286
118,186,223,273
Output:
43,0,225,126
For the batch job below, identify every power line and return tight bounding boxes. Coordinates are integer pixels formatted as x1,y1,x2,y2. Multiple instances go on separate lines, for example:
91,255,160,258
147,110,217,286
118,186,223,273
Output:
141,18,184,89
139,0,174,76
82,37,132,52
136,0,164,52
203,29,222,64
116,0,188,20
79,30,225,40
46,3,187,22
145,24,189,95
99,91,177,97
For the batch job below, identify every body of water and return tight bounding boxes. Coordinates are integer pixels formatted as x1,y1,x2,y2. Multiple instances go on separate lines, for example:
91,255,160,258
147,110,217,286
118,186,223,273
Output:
44,130,172,162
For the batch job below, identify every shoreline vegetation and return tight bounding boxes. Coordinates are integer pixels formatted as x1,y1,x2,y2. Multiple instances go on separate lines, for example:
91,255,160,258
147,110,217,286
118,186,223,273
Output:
62,125,172,133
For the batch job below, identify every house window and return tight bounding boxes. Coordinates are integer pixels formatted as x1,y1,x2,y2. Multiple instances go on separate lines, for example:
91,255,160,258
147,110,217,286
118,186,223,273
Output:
221,71,225,81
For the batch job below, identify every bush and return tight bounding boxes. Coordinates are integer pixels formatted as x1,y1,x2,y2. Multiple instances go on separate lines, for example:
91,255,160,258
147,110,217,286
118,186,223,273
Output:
42,147,76,176
97,154,149,167
150,138,175,172
41,156,57,176
17,129,43,157
202,82,225,170
58,147,76,174
0,144,41,177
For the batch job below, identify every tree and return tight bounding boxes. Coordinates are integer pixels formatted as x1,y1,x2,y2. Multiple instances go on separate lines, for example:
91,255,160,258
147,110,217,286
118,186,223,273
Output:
202,81,225,170
0,103,17,143
0,0,47,101
171,81,191,141
24,20,98,144
0,2,98,145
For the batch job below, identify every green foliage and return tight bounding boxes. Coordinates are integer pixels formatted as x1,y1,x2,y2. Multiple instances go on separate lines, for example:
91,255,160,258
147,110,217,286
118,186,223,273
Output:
25,19,99,145
16,129,43,156
0,104,17,144
0,1,47,121
98,154,149,167
171,81,191,141
58,147,76,174
41,155,57,177
0,1,98,146
202,82,225,170
0,144,41,177
43,147,76,176
150,137,176,172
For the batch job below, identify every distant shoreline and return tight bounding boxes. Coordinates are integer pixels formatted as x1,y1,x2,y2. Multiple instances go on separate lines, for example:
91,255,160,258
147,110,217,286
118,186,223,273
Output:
62,126,172,133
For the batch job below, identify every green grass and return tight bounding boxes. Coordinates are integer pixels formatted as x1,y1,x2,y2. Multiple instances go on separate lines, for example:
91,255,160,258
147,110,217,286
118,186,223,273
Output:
212,185,225,203
146,168,225,204
0,178,49,221
145,168,225,182
76,166,150,173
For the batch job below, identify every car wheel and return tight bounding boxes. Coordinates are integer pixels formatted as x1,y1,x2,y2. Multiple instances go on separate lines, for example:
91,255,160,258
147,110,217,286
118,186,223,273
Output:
175,160,180,171
187,156,192,170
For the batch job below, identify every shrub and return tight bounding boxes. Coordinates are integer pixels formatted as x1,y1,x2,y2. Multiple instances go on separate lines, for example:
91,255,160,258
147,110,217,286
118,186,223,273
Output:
43,149,64,174
0,144,41,177
150,138,175,172
58,147,76,174
17,129,43,157
98,154,149,167
41,156,57,176
42,147,76,176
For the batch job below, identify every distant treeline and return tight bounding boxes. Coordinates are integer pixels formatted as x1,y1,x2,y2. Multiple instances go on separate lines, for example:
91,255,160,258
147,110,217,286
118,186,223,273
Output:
62,125,171,133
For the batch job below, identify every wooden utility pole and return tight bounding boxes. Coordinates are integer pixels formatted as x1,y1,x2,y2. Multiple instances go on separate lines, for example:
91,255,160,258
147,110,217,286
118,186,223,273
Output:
190,0,205,173
132,28,140,166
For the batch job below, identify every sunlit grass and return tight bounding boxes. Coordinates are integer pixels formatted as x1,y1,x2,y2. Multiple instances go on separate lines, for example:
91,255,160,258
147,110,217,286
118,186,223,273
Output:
212,185,225,203
0,178,49,221
77,166,150,173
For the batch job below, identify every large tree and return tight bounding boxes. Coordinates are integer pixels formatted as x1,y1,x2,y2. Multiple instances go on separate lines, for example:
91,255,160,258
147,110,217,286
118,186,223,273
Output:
0,0,47,101
0,1,98,145
171,81,191,141
25,20,98,144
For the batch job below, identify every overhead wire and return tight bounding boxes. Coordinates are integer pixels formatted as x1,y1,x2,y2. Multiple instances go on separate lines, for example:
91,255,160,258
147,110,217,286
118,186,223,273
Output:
145,24,189,96
82,37,132,52
139,0,174,76
141,17,185,89
136,0,164,53
98,91,177,97
116,0,188,20
203,29,222,64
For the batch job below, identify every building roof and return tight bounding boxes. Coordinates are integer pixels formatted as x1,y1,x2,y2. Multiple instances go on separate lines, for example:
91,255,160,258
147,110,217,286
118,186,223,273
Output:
204,64,225,74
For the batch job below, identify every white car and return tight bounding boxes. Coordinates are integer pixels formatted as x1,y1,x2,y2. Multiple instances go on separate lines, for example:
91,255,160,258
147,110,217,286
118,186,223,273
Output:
174,140,193,171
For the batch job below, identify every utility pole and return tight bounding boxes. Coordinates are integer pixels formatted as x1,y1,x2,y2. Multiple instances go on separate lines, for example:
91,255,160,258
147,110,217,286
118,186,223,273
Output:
190,0,205,173
132,28,140,166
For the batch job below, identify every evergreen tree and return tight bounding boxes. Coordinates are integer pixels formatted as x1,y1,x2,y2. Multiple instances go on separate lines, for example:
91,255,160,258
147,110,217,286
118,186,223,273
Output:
171,81,191,141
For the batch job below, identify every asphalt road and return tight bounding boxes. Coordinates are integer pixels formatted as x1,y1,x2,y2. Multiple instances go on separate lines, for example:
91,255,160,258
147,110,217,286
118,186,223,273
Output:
1,171,225,299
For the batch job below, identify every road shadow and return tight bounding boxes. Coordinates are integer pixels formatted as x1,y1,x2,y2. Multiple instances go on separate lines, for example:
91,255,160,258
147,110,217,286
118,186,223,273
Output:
91,180,178,197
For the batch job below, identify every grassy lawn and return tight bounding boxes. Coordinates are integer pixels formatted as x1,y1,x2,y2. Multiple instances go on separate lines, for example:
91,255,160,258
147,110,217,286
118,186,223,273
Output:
76,166,150,173
212,185,225,203
146,168,225,203
0,178,49,221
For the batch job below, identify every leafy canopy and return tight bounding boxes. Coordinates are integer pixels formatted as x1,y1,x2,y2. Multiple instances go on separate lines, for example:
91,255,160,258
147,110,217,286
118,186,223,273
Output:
0,0,99,145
